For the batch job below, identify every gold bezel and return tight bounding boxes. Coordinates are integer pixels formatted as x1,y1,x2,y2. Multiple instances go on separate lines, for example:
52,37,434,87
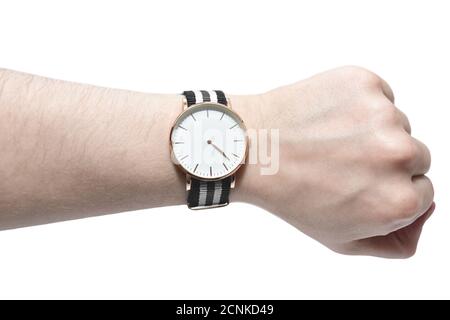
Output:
169,100,248,182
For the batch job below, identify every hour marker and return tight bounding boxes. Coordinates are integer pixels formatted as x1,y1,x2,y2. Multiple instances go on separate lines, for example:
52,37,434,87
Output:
210,166,212,176
180,155,188,160
173,141,184,144
220,112,225,120
193,163,199,173
229,123,238,129
232,153,239,158
233,139,243,142
207,110,209,118
190,114,196,121
178,125,187,131
223,163,228,170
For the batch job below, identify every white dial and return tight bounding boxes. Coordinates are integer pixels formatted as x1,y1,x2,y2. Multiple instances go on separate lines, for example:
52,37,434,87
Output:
170,103,247,180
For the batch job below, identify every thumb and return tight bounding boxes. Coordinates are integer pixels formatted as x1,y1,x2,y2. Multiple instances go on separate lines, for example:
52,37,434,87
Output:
353,202,435,258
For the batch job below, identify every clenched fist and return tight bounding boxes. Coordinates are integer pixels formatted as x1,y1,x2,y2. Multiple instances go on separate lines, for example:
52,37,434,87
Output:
236,66,434,258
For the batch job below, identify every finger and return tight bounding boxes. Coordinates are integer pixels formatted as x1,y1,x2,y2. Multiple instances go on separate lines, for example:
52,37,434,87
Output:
411,137,431,175
381,175,434,234
380,78,395,103
396,108,411,134
350,202,435,258
378,95,411,134
412,175,434,218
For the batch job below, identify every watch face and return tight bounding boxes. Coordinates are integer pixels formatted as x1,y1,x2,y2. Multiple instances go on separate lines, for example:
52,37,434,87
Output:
170,103,247,180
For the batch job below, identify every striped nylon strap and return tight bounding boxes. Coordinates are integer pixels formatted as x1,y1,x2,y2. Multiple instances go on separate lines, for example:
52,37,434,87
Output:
182,90,232,209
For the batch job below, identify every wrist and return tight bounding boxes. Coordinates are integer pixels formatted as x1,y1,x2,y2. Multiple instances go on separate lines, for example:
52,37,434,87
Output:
111,91,186,209
229,93,269,204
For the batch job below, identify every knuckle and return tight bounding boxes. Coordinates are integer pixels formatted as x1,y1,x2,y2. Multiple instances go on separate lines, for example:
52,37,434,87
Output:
374,187,420,231
391,188,421,220
377,136,417,165
339,65,381,85
424,144,432,164
372,103,397,121
423,176,434,197
394,139,417,164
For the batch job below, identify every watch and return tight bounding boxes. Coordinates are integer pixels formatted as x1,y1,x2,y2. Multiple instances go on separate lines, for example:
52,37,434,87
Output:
170,90,248,209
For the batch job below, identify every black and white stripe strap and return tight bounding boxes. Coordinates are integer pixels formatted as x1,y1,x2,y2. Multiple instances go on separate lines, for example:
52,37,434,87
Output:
183,90,227,107
182,90,230,209
187,177,232,209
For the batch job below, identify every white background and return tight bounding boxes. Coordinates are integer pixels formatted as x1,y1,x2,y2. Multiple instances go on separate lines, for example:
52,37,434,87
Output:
0,0,448,299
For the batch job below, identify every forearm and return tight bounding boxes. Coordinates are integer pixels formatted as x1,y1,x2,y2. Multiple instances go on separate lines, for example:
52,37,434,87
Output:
0,69,192,229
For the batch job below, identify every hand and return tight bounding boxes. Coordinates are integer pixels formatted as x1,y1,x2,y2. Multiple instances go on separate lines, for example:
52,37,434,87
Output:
207,139,230,160
237,66,434,258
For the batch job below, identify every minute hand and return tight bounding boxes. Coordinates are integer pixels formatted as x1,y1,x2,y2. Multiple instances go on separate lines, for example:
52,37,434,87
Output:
209,141,230,160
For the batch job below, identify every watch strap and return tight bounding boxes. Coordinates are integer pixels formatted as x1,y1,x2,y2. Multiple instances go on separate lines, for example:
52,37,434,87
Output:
182,90,230,209
183,90,227,107
187,176,232,209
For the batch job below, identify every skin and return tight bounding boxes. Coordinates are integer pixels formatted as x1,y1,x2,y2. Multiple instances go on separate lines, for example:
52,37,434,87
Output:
0,66,433,258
